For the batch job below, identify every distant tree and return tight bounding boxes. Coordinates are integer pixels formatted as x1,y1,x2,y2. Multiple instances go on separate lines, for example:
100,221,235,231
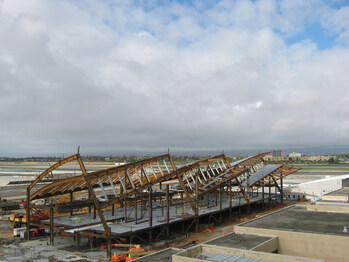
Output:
328,157,335,164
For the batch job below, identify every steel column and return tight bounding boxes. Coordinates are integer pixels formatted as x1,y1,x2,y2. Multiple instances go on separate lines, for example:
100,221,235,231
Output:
149,186,153,227
229,180,232,220
166,185,170,223
26,188,30,241
50,205,54,245
70,192,73,216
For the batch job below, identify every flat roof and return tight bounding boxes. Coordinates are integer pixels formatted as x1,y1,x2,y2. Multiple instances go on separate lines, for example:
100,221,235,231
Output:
239,205,349,236
196,252,268,261
132,248,181,262
204,232,272,250
324,187,349,197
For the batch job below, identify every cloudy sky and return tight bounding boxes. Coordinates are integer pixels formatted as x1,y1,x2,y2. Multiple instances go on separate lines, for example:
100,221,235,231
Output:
1,0,349,156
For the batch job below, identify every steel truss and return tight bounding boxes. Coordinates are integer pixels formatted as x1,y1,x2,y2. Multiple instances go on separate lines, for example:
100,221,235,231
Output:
26,150,299,257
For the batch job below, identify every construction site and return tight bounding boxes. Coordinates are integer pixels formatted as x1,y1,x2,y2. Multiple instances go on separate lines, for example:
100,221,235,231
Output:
3,149,349,262
0,150,304,261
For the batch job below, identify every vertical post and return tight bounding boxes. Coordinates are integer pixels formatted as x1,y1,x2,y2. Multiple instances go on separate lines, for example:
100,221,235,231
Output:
166,185,170,223
149,186,153,242
141,194,144,218
112,204,115,216
219,185,222,210
76,232,80,250
195,173,199,233
229,180,232,221
88,190,92,213
70,192,73,216
149,186,153,227
238,194,241,217
195,173,199,212
26,188,30,241
135,192,138,224
93,205,97,219
281,175,284,205
120,184,124,208
262,186,265,210
247,186,251,214
124,198,128,223
215,191,218,206
50,205,54,245
269,178,271,204
219,185,223,223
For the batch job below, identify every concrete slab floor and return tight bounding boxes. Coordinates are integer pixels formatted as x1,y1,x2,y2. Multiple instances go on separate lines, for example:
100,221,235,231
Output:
51,194,275,236
86,195,250,234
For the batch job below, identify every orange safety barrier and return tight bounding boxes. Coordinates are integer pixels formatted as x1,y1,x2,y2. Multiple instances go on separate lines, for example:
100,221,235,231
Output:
111,255,127,262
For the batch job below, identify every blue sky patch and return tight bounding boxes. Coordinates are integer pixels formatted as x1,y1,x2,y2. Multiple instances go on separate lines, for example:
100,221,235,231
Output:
284,23,338,50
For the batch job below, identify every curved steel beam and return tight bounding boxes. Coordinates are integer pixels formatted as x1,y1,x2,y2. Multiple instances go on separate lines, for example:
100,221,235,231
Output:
28,154,79,191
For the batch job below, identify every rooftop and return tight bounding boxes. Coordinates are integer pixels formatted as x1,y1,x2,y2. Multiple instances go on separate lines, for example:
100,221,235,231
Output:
324,187,349,197
195,252,268,262
204,233,272,250
239,205,349,236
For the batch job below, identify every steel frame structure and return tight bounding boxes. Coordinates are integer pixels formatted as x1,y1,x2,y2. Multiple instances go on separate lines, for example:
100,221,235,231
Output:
26,151,299,257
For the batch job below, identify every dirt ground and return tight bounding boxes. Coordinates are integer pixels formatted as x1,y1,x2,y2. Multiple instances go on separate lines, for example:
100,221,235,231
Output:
0,218,15,240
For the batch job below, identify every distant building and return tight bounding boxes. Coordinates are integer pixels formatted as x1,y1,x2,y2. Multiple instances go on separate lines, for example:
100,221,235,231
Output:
284,174,349,201
272,150,283,158
308,155,324,161
288,152,301,160
300,155,308,161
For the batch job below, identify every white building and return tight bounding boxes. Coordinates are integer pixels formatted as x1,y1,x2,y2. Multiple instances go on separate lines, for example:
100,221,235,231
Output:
284,174,349,201
288,152,301,159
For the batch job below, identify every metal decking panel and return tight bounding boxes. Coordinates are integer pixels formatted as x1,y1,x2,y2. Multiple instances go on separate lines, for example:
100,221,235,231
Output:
230,156,253,167
241,165,281,187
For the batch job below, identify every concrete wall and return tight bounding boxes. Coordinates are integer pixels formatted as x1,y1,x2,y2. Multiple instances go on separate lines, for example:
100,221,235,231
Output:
234,225,349,262
307,204,349,213
173,245,324,262
250,237,278,253
321,195,348,202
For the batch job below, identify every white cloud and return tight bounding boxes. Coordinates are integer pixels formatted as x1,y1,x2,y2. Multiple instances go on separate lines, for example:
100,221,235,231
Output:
0,0,348,156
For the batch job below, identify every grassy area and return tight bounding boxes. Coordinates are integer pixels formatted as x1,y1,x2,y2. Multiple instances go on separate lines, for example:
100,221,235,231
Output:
301,167,349,171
